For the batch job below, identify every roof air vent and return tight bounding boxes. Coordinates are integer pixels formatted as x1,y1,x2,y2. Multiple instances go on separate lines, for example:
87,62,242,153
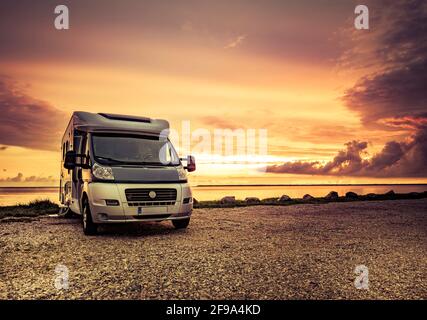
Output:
98,113,151,123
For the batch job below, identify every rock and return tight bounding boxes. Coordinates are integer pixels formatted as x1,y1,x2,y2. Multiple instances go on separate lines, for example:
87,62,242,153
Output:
325,191,339,200
366,193,378,199
385,190,395,197
278,195,292,202
220,196,236,205
345,191,358,199
302,194,315,201
245,197,260,204
407,192,420,198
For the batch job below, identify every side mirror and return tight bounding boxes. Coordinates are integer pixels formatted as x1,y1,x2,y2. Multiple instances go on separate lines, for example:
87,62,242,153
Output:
186,155,196,172
64,150,76,170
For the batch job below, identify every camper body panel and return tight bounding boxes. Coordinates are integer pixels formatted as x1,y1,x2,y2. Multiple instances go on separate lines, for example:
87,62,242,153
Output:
87,182,192,223
59,112,193,228
60,115,78,211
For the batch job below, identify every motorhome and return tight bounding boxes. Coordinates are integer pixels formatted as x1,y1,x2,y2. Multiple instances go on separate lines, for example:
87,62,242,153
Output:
60,112,195,235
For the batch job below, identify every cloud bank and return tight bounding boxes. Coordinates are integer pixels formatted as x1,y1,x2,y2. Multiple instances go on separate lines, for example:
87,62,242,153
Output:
0,78,68,151
268,127,427,177
268,0,427,177
0,172,57,183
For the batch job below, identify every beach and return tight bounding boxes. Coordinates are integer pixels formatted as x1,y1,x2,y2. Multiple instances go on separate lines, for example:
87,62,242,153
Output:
0,199,426,300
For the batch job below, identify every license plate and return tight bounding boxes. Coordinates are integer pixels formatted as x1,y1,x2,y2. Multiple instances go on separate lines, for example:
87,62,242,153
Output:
137,207,143,215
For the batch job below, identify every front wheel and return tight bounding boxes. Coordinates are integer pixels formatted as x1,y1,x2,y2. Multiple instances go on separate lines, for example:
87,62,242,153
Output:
82,198,98,235
172,218,190,229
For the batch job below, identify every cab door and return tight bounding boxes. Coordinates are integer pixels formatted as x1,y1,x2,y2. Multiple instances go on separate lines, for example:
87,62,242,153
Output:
70,131,83,213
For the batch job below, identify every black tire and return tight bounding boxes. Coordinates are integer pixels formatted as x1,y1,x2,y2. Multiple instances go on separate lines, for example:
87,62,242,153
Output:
172,218,190,229
82,198,98,235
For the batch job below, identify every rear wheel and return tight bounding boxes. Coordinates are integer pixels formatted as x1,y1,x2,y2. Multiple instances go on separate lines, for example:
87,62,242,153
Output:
172,218,190,229
82,198,98,235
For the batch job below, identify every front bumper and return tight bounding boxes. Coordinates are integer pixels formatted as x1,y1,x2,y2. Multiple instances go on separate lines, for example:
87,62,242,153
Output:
87,182,193,224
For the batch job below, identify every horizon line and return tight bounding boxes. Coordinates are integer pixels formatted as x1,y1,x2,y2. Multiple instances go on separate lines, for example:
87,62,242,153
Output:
1,183,427,189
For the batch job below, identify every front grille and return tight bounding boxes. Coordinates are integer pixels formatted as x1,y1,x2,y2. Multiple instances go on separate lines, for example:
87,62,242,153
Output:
128,201,176,207
125,188,177,202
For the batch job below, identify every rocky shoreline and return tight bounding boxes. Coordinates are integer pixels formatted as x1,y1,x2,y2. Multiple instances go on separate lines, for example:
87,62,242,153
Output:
1,190,427,221
194,190,427,208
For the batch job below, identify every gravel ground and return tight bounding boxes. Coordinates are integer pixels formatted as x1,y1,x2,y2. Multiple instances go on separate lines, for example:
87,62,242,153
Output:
0,199,426,300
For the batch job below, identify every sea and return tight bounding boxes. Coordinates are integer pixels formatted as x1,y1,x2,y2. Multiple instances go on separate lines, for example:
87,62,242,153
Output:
0,185,426,206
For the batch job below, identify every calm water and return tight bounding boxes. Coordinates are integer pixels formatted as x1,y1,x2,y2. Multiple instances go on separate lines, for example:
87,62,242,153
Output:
0,185,426,206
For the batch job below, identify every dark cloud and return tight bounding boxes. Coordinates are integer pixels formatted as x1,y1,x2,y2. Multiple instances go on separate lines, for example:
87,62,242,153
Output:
342,0,427,128
0,78,68,151
0,146,7,151
0,172,56,183
341,0,427,176
268,126,427,177
343,59,427,128
270,0,427,177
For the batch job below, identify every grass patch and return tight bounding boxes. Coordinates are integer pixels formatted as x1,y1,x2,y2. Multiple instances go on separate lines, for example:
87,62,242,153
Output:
0,199,59,220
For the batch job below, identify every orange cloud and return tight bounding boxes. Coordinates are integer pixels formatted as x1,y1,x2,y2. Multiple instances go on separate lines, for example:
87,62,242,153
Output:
224,35,246,49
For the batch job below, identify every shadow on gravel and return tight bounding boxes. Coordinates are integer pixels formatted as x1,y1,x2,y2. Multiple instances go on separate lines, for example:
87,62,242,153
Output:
63,217,190,238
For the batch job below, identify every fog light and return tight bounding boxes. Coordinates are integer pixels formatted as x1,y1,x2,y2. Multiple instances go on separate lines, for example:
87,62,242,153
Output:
105,199,120,206
183,197,192,204
98,213,108,221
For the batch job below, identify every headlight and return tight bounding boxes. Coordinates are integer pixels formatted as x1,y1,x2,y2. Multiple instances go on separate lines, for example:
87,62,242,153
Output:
92,163,114,180
177,167,187,181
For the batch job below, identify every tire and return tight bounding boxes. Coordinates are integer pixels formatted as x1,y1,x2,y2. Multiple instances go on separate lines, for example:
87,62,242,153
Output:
82,198,98,235
172,218,190,229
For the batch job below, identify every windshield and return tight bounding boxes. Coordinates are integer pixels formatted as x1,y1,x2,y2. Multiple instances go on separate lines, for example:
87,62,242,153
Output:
92,134,180,166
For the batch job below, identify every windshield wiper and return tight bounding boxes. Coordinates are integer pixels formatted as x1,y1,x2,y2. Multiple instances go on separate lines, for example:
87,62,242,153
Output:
95,156,130,164
138,161,180,166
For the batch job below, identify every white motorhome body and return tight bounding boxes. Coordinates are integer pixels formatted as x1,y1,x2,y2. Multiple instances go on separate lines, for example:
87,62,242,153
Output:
60,112,195,235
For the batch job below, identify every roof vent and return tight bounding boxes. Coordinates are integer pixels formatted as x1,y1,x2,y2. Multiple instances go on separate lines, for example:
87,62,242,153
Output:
99,113,151,123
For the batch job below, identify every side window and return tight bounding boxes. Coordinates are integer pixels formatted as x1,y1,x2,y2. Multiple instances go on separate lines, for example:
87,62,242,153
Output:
73,136,82,153
164,143,172,163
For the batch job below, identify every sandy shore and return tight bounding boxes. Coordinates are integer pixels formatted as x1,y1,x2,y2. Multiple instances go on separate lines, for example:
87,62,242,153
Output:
0,199,426,299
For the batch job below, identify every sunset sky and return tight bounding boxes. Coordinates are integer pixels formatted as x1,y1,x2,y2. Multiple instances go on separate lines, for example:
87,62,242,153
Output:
0,0,426,186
